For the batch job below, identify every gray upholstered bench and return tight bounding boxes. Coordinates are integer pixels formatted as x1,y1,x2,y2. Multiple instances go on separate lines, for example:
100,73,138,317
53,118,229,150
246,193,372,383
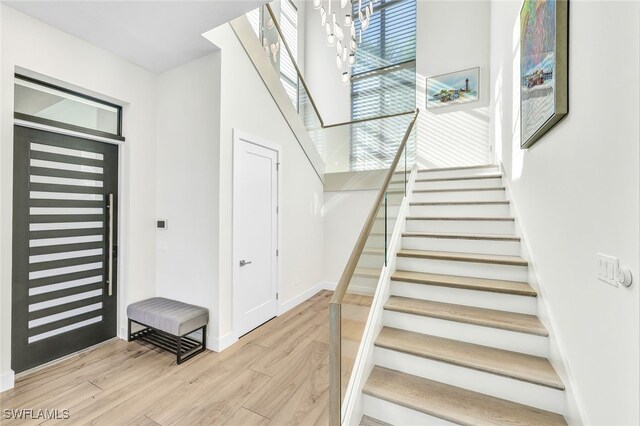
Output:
127,297,208,364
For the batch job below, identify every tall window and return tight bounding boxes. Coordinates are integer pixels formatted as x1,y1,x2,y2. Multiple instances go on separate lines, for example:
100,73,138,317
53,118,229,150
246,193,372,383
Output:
280,0,299,110
350,0,416,170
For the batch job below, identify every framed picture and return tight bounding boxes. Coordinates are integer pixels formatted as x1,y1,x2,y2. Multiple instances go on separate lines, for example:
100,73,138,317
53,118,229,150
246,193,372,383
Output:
520,0,569,148
426,67,479,109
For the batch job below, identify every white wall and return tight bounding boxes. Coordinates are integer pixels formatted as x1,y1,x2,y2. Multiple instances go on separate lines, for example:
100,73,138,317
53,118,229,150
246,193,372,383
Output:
204,23,325,347
323,190,377,284
490,1,640,424
155,53,221,348
0,5,159,387
416,0,492,168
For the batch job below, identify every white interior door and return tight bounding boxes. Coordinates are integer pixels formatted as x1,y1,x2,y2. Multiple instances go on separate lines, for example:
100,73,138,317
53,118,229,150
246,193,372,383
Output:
233,135,278,338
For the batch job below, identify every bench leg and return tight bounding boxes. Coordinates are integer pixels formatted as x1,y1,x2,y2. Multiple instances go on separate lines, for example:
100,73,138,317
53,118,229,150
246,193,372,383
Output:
127,319,132,342
176,335,182,365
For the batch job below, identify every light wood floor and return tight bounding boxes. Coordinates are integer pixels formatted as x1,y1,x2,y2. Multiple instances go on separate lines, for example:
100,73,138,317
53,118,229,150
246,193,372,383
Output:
0,291,335,426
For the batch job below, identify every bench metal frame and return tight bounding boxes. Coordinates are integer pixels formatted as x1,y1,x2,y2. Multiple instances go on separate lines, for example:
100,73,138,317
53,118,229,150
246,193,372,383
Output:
128,319,207,364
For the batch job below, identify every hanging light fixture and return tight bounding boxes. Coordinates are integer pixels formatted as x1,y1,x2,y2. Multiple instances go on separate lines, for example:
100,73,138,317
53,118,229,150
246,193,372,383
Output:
312,0,376,81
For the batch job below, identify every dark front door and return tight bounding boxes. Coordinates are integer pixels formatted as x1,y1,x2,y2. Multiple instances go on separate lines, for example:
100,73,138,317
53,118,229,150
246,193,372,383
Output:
12,125,118,373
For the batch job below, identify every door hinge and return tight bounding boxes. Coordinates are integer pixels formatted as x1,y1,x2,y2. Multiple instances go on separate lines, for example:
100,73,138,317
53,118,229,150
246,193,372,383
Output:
276,206,279,214
276,162,280,170
276,292,279,300
276,249,279,256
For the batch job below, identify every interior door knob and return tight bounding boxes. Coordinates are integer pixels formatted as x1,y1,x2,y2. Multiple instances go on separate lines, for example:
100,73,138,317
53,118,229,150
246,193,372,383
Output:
239,260,252,267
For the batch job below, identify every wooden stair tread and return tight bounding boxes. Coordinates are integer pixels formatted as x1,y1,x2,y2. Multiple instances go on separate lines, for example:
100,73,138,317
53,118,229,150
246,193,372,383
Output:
363,367,567,425
360,415,391,426
402,231,520,241
376,327,563,389
411,200,510,206
362,247,385,256
418,164,497,173
414,187,505,193
397,249,528,266
384,296,548,336
406,216,514,221
391,270,536,296
416,174,502,183
354,267,381,279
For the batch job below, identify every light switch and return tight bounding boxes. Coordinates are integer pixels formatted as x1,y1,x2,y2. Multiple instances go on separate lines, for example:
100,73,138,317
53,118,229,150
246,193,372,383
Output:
597,254,619,287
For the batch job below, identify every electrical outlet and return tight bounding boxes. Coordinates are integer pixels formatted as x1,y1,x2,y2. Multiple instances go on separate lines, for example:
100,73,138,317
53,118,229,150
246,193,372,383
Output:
597,254,619,287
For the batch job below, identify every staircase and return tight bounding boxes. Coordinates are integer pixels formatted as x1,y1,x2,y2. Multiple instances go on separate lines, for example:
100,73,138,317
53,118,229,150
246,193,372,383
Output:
359,164,568,425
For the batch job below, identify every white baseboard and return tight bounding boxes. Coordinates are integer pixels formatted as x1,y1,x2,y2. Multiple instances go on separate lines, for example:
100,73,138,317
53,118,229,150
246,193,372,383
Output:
209,332,237,353
1,370,15,392
277,281,335,316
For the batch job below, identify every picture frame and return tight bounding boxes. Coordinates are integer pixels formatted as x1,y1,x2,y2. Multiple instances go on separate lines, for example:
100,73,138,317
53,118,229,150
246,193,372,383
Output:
520,0,569,148
426,67,480,109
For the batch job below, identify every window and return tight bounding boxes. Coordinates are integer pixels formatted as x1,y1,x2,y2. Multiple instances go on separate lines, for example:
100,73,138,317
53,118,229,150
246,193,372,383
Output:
280,0,300,110
14,74,123,140
350,0,416,170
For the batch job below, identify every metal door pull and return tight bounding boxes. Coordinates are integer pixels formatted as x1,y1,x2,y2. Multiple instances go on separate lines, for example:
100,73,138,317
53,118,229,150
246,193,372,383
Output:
239,260,252,266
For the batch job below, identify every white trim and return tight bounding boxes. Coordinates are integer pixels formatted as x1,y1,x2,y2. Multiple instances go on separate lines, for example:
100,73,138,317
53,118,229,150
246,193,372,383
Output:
342,165,419,425
232,129,282,342
14,119,124,146
499,162,586,425
277,281,336,316
1,370,15,392
209,332,238,353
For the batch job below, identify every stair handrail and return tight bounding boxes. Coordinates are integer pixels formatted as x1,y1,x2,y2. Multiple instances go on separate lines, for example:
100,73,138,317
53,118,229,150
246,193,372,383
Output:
328,108,419,425
264,3,414,129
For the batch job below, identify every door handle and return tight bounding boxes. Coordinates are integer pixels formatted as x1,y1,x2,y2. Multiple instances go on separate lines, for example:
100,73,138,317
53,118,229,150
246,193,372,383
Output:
106,193,114,296
239,260,252,267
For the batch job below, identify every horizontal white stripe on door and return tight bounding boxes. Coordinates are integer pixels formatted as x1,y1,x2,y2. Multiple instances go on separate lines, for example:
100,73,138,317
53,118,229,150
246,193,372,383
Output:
30,143,104,161
29,303,103,328
30,248,103,264
28,262,103,280
30,221,103,231
29,275,103,296
30,192,104,201
30,235,103,247
30,175,104,188
29,289,103,312
30,159,104,174
30,207,104,215
28,316,102,344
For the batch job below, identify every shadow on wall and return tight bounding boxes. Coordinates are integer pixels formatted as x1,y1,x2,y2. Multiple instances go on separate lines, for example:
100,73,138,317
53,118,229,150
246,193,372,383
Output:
416,72,491,169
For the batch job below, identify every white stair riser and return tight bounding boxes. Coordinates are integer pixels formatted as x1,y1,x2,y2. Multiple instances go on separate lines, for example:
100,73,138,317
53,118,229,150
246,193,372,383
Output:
362,394,457,426
396,257,528,282
402,236,521,256
374,348,566,415
414,177,503,191
376,205,401,217
365,235,387,248
390,281,537,315
358,253,386,269
372,217,403,233
412,190,506,203
383,310,548,357
385,192,405,204
350,276,379,296
417,167,500,180
405,219,515,234
409,203,511,217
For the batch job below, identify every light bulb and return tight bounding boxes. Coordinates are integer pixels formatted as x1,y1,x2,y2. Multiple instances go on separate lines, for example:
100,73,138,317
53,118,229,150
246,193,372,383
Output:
336,54,342,69
349,53,356,65
342,71,350,83
350,37,357,50
336,25,344,41
342,46,348,61
267,18,274,29
313,0,322,9
351,22,356,37
332,12,337,26
345,14,352,26
325,22,331,35
336,39,343,54
320,6,327,26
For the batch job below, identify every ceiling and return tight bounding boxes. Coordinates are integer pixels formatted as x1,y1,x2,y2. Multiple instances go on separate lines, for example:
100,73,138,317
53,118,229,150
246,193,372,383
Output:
3,0,267,73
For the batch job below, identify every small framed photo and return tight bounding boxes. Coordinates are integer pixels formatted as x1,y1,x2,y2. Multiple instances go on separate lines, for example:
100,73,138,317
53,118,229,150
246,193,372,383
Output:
426,67,480,109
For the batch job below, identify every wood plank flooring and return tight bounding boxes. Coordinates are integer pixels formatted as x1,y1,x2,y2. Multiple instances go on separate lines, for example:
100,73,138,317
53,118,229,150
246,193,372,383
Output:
0,291,335,426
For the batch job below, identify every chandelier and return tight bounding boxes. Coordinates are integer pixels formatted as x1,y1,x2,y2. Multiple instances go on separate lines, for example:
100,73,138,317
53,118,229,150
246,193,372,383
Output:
312,0,374,82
